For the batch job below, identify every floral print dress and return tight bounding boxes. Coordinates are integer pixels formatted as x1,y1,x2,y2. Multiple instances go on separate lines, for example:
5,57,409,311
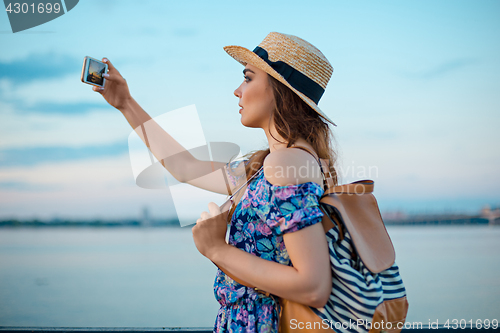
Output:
213,160,325,332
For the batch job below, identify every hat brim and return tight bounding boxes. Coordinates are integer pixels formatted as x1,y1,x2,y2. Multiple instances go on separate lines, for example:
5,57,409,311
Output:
224,45,336,126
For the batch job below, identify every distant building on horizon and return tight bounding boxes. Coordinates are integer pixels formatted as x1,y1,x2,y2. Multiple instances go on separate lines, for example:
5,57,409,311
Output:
141,206,151,226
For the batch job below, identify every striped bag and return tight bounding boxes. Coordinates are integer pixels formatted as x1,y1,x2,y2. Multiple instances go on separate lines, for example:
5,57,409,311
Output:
279,178,409,333
277,146,409,333
221,147,409,333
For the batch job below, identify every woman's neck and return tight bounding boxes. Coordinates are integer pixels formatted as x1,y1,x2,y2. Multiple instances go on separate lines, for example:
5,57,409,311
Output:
264,126,311,153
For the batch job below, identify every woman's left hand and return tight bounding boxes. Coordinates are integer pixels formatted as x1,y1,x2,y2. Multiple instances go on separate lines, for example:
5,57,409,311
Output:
192,202,229,260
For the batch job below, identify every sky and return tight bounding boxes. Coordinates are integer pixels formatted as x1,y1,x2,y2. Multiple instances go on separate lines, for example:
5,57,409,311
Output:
0,0,499,222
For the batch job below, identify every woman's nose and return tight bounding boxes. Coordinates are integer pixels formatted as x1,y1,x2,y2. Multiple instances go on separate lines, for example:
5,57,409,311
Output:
234,83,243,98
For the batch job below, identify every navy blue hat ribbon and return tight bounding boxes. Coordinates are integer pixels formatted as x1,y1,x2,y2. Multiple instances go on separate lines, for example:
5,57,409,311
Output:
253,46,324,104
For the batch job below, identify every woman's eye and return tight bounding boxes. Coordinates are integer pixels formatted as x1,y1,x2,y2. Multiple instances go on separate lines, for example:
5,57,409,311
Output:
244,75,251,82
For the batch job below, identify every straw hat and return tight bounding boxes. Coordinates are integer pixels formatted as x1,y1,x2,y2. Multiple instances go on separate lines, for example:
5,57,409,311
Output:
224,32,335,126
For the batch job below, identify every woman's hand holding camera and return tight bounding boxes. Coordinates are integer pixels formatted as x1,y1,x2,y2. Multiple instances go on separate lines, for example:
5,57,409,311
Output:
192,202,230,261
93,58,132,111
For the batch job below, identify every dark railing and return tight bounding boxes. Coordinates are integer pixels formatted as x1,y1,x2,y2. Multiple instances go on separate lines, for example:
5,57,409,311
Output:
0,326,213,333
0,326,493,332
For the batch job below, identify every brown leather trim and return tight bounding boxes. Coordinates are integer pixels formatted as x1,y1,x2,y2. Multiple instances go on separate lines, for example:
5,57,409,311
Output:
319,158,336,190
319,205,344,241
321,194,395,273
324,180,374,195
369,297,409,333
280,299,334,332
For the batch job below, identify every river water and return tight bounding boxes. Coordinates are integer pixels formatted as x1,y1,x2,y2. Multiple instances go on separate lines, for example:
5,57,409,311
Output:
0,225,499,327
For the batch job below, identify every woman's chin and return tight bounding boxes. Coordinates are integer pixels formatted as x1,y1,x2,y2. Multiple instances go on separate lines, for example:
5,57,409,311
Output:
240,118,260,129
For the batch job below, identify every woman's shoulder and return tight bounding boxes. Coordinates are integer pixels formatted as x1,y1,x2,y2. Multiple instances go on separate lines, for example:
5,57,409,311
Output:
263,147,323,187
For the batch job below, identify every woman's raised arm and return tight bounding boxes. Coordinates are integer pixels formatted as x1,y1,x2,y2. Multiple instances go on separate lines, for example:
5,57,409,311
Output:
93,58,231,195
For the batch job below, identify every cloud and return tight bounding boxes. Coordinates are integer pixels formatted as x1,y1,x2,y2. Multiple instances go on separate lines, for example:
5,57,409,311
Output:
172,27,199,38
0,154,134,190
403,58,479,80
0,53,78,83
0,155,179,220
0,74,105,107
0,141,128,167
21,101,105,114
0,106,129,149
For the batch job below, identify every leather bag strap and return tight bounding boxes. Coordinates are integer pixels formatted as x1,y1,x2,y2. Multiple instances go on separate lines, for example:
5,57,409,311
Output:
291,145,374,194
291,146,395,273
290,145,335,190
325,179,374,195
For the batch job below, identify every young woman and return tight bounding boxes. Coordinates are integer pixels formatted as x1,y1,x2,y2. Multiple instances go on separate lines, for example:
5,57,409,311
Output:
94,32,338,332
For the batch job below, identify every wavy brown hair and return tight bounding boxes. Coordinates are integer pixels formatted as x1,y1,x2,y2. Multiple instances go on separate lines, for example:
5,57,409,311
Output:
227,75,339,221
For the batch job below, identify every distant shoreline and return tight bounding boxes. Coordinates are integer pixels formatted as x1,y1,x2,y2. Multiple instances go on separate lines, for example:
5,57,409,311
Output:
385,215,497,226
0,219,184,228
1,214,498,227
